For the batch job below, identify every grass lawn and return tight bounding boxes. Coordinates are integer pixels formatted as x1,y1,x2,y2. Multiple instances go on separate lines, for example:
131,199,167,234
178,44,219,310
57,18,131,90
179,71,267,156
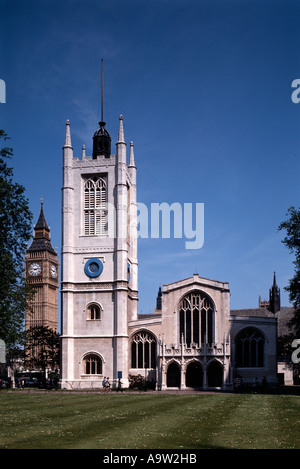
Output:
0,391,299,449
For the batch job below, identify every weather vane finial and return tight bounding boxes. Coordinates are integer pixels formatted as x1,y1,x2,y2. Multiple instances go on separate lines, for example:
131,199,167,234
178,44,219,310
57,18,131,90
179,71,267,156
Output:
101,59,104,123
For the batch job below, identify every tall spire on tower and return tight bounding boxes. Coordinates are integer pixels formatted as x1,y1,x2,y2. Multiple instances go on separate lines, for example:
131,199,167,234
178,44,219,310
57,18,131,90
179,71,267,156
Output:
93,59,111,159
269,271,280,314
101,58,104,123
35,197,50,232
27,200,56,254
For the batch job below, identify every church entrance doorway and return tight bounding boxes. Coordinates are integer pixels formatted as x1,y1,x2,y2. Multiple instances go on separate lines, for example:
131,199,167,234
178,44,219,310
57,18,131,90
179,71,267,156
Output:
186,361,203,388
207,360,223,387
166,362,180,388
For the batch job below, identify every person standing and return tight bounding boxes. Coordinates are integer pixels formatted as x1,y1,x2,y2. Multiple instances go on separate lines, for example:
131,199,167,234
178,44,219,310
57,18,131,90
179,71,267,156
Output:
102,376,106,392
117,378,123,392
105,377,111,393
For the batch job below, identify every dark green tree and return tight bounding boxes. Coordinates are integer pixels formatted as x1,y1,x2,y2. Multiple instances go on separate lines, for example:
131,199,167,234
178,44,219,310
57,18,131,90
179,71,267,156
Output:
0,130,33,347
278,206,300,336
25,325,60,384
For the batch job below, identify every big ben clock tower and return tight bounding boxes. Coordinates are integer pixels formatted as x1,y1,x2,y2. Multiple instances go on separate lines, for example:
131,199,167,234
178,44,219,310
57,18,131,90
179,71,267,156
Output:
25,200,59,332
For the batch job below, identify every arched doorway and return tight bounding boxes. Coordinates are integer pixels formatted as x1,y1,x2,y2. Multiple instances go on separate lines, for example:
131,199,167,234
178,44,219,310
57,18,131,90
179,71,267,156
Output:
186,361,203,388
207,360,223,387
166,362,181,388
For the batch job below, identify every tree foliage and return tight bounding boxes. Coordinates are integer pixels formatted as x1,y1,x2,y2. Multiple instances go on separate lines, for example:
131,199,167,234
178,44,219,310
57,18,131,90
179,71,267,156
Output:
278,206,300,336
25,326,60,376
0,130,33,346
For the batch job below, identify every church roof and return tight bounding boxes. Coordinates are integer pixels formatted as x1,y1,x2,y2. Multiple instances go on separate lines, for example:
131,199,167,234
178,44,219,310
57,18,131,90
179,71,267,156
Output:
27,237,56,254
276,307,295,336
230,308,275,318
230,306,295,336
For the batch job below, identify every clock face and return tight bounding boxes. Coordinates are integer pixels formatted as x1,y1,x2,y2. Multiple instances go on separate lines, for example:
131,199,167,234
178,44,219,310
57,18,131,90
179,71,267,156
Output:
29,262,42,276
50,264,57,278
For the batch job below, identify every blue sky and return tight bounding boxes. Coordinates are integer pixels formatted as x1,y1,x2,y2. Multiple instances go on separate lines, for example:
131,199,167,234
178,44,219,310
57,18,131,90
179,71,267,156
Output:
1,0,300,314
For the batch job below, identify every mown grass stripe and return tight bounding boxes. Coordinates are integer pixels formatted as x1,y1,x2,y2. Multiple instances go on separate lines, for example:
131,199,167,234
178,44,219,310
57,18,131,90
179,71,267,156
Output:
0,393,299,449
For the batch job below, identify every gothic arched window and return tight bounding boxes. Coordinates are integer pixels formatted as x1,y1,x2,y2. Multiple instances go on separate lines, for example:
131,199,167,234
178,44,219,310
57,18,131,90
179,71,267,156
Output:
83,353,102,375
131,331,157,369
84,177,107,235
87,303,101,320
179,291,214,347
235,328,264,368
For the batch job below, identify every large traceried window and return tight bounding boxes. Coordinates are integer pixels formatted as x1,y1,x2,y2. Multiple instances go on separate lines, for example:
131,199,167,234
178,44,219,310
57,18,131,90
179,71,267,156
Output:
179,291,214,347
235,328,264,368
131,331,157,369
84,177,107,235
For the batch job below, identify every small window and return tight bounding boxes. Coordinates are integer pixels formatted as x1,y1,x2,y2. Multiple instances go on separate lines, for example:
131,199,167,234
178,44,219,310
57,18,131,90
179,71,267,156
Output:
87,304,101,320
83,354,102,375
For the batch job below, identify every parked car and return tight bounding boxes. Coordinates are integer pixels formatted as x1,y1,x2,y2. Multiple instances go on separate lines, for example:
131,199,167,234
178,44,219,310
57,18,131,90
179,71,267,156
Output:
22,377,39,387
0,378,8,389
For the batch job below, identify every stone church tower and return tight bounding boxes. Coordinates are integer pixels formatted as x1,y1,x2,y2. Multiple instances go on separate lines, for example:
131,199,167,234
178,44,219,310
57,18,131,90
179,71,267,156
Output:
60,113,138,389
25,201,59,331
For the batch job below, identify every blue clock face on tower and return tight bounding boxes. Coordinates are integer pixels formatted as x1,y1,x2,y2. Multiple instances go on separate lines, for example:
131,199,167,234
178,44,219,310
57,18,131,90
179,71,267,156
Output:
84,258,103,278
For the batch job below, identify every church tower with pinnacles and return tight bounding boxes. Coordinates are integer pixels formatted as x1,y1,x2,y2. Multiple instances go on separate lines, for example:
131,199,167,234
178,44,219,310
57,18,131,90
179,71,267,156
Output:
60,111,138,389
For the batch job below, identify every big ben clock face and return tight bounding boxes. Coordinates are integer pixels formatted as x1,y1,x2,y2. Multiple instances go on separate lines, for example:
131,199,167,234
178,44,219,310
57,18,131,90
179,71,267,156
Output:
29,262,42,276
50,264,57,278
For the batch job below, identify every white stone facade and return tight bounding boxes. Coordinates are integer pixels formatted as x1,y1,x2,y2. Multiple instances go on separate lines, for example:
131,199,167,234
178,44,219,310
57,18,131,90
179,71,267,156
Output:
128,275,232,390
60,115,279,391
60,116,138,389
